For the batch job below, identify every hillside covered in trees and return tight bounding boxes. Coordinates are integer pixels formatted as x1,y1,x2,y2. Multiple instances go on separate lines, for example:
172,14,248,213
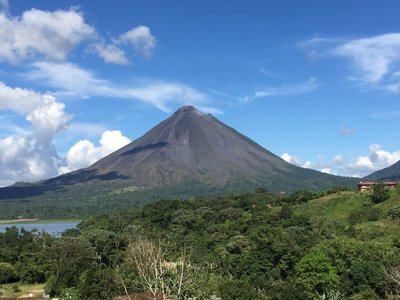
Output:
1,186,400,299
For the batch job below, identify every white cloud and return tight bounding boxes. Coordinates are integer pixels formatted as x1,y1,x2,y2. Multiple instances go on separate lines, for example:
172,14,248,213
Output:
99,130,130,157
320,168,331,174
63,130,130,172
26,61,212,113
283,144,400,178
26,96,69,143
0,82,70,186
0,7,159,65
63,140,98,171
334,144,400,177
281,152,311,168
281,152,332,174
0,82,69,136
244,78,318,102
0,81,43,113
119,26,156,58
90,43,128,65
281,152,294,164
0,8,94,64
89,25,157,64
0,136,53,184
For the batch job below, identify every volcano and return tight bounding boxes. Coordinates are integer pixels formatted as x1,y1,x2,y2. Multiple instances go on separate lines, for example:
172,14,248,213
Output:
79,105,355,190
0,106,358,217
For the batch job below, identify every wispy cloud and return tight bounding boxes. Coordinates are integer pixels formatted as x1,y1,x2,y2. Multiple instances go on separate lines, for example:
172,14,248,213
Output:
333,33,400,84
301,33,400,93
258,67,279,78
26,61,216,113
244,77,318,102
0,0,9,12
340,127,356,135
26,62,111,98
0,115,29,137
370,110,400,120
67,122,108,137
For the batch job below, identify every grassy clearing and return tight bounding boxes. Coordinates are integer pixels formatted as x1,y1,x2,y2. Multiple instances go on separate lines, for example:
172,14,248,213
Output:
0,219,39,224
354,220,400,241
293,190,400,239
294,191,368,223
109,185,140,195
0,283,45,299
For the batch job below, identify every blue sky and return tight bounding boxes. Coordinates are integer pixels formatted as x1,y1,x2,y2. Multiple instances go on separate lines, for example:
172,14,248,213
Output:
0,0,400,186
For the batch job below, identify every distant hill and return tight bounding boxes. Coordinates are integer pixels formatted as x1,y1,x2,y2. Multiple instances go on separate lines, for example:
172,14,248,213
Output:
0,106,358,218
364,160,400,182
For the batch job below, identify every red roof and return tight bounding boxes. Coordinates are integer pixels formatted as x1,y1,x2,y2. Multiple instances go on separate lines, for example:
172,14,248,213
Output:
358,181,377,185
358,181,399,186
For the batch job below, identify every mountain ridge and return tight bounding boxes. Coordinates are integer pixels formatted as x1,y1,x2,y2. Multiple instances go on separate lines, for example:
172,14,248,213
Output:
364,160,400,182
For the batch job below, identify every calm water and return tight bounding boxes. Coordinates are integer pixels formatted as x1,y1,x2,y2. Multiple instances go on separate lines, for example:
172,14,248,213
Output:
0,222,79,235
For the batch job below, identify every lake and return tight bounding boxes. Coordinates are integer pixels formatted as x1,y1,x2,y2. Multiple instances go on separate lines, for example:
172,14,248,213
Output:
0,222,79,235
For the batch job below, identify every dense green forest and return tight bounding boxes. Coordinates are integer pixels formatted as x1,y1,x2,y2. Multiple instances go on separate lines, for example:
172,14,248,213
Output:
1,185,400,299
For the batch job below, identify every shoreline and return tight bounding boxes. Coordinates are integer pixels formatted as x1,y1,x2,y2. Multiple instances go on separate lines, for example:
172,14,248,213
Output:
0,219,81,224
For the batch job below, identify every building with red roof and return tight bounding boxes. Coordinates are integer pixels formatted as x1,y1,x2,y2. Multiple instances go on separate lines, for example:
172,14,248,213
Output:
358,181,400,192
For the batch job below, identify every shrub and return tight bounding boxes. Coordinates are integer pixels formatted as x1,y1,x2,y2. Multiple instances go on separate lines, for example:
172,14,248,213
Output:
370,183,390,204
0,262,19,284
386,205,400,221
348,207,382,225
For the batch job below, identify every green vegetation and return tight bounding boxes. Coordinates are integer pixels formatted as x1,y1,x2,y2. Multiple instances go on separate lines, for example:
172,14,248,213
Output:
0,172,358,220
1,187,400,299
0,180,233,220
